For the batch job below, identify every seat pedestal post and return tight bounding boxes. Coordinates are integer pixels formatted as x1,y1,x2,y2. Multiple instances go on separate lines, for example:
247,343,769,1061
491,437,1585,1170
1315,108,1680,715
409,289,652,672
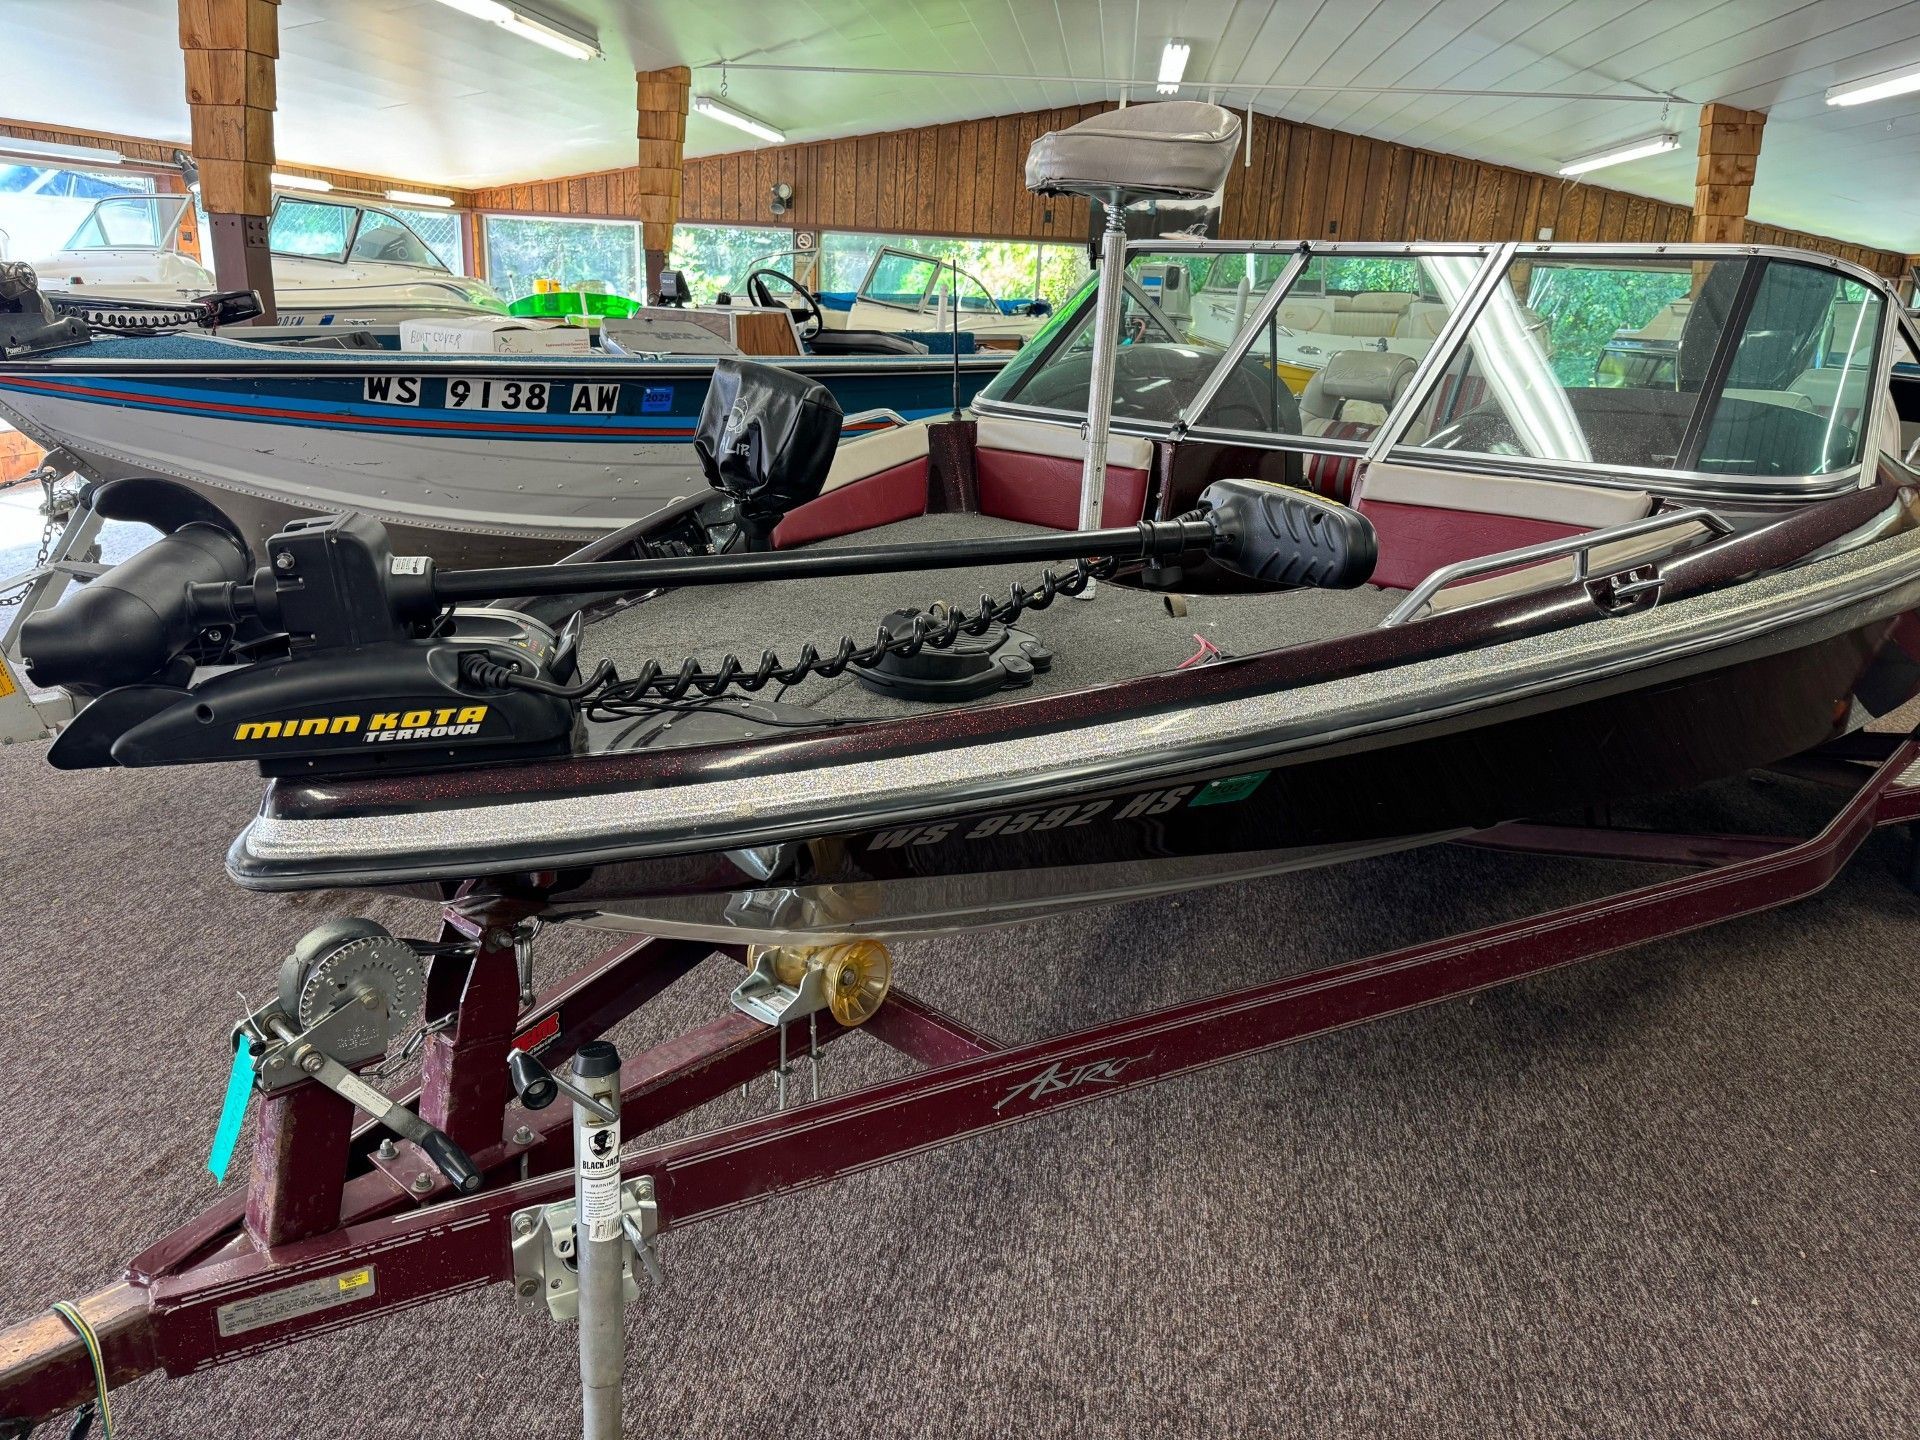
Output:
1075,192,1131,599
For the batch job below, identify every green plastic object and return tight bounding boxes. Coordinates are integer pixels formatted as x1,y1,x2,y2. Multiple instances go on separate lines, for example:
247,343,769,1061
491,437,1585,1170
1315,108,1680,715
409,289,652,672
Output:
507,291,645,320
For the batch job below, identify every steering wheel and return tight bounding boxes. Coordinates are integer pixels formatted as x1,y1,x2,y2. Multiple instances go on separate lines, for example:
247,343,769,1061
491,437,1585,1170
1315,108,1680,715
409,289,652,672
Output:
744,268,823,337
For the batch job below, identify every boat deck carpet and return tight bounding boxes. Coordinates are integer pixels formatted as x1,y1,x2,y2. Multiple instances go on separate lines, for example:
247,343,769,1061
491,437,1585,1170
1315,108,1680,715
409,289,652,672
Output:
579,512,1401,720
1,699,1915,1437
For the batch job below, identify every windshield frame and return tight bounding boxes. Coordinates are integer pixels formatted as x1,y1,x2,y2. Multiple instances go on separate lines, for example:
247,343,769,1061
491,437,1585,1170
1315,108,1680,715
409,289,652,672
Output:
268,195,453,273
857,245,1001,315
58,194,191,252
972,236,1902,503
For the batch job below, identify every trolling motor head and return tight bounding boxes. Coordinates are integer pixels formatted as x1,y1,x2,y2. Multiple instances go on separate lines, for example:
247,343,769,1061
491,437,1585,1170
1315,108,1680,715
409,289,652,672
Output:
694,359,843,550
23,480,578,775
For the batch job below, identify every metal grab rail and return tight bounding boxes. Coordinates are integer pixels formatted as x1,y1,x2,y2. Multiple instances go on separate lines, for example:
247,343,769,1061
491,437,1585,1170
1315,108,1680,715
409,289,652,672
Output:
1379,505,1734,627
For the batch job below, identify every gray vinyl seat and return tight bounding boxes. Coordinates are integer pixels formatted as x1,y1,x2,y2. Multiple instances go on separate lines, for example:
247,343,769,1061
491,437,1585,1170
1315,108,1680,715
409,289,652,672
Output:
1025,101,1241,202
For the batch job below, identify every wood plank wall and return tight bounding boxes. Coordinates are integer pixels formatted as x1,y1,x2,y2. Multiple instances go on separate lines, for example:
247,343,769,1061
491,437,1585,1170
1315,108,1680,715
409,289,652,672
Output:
475,102,1905,279
11,107,1902,280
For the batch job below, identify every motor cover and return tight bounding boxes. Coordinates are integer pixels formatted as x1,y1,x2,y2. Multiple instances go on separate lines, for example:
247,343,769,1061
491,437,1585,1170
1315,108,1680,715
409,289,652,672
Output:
20,521,251,693
694,359,842,537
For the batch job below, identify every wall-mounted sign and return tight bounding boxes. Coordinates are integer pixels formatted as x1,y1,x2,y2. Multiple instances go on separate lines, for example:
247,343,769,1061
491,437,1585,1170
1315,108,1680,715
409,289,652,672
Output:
795,231,816,251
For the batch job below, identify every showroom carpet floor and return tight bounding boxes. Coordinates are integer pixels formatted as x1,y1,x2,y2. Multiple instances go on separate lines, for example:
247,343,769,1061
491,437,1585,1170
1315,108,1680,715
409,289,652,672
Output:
0,729,1915,1438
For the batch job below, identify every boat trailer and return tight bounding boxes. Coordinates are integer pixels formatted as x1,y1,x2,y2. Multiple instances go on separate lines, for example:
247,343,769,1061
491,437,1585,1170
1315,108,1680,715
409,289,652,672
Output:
0,458,104,744
2,731,1916,1436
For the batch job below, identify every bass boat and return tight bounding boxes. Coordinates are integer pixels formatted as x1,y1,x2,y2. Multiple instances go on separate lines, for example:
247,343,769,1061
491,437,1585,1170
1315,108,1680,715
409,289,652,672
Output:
4,103,1919,1437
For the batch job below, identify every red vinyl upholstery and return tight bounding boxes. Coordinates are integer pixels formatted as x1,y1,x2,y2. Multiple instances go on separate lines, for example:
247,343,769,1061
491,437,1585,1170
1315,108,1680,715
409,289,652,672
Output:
1354,463,1654,592
973,415,1153,529
771,424,931,549
1356,502,1588,591
975,450,1150,529
773,459,928,548
1300,420,1373,503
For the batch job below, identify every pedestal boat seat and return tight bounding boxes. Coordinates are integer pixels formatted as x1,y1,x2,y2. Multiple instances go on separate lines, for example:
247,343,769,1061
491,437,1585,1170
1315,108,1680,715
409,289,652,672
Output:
1024,101,1243,204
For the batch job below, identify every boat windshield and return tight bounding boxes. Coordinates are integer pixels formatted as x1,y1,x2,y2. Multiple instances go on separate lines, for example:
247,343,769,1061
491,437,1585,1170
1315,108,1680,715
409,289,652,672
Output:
859,247,1000,314
268,196,451,272
980,241,1889,483
59,195,191,251
981,247,1484,438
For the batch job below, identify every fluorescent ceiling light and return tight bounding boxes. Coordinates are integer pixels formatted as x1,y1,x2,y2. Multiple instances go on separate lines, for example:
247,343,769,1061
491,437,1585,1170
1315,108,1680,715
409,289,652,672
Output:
693,97,786,145
273,172,333,192
1826,60,1920,107
0,136,123,167
1557,132,1679,176
386,189,456,208
429,0,601,60
1157,41,1190,94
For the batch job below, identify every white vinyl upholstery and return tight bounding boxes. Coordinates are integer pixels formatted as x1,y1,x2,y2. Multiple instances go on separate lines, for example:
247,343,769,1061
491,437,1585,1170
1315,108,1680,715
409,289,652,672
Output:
1277,296,1336,333
1330,292,1416,337
822,423,931,493
975,414,1154,470
1300,350,1417,432
1356,461,1653,528
1025,102,1241,203
1393,302,1453,341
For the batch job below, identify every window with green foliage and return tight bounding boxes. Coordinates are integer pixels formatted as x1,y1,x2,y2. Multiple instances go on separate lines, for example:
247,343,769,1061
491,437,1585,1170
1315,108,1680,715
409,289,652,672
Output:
820,231,1089,310
1524,263,1696,386
666,223,792,303
483,215,641,303
1406,256,1750,470
387,205,464,273
269,198,355,262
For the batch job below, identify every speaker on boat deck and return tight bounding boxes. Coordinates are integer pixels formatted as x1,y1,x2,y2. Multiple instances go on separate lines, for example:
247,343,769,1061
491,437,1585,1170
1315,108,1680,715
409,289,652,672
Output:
694,359,843,549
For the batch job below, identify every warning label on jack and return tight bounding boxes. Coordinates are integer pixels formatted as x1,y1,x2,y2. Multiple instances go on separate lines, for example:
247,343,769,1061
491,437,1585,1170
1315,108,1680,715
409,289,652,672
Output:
580,1118,622,1243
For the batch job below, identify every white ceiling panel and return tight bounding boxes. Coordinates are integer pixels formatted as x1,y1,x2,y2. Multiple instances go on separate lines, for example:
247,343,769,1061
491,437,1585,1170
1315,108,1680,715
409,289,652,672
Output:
2,0,1919,251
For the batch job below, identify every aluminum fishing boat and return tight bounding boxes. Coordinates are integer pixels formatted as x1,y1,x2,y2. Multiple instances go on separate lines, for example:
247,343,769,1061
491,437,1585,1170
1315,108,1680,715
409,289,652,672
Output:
0,280,1008,565
7,100,1920,1440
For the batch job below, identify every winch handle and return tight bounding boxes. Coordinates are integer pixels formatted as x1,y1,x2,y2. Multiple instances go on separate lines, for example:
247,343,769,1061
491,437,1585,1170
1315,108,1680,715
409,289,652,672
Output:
412,1125,484,1195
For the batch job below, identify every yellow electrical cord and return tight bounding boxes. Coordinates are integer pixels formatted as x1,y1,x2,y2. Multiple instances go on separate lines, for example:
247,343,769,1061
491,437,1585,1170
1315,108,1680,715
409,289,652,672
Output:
50,1300,114,1439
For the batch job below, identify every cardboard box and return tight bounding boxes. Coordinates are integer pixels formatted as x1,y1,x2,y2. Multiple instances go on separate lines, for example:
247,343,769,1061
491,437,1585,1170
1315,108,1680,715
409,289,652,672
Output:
600,309,743,357
399,316,592,355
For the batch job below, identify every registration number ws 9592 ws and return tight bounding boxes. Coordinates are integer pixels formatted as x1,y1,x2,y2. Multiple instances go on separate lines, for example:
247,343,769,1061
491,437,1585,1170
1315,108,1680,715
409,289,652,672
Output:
868,788,1194,851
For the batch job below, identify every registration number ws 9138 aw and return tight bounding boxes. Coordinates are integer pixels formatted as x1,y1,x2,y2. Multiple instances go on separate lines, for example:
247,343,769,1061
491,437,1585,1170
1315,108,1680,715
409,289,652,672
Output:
361,378,623,414
446,378,550,411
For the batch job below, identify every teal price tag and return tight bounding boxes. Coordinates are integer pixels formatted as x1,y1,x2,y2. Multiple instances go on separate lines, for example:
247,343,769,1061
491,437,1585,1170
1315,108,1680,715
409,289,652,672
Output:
208,1040,257,1184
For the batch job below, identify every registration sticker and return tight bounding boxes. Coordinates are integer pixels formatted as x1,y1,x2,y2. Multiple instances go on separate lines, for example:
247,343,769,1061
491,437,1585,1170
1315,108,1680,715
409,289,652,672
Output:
1189,771,1270,807
640,385,672,414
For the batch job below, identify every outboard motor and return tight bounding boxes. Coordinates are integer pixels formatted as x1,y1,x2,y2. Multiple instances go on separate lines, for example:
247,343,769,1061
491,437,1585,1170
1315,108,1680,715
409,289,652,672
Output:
693,359,843,550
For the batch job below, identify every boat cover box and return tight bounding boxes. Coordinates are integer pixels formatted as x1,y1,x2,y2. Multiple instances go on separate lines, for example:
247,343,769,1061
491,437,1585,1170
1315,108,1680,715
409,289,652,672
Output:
399,315,591,355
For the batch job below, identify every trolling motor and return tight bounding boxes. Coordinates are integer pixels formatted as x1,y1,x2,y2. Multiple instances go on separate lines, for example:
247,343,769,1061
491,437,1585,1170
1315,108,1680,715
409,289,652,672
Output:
20,358,1373,778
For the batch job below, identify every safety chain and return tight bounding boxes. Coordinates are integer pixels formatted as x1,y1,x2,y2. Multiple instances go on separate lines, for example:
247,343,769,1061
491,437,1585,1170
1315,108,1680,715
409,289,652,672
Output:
585,556,1118,713
0,466,64,607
